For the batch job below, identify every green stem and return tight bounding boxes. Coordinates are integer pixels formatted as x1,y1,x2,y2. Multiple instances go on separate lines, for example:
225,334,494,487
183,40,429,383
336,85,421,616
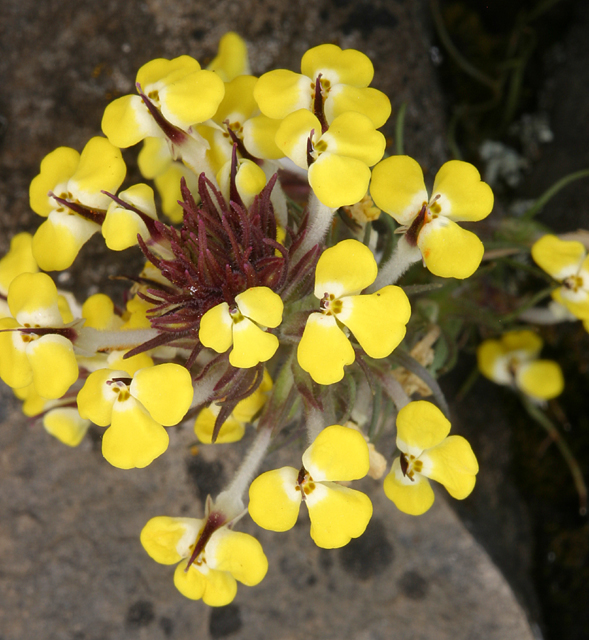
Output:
522,396,587,515
395,102,407,156
523,168,589,220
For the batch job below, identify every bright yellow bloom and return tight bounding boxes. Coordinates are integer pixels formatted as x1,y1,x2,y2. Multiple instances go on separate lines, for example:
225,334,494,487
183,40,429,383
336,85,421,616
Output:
199,287,283,368
140,516,267,606
77,363,193,469
29,138,126,271
195,370,272,443
248,425,373,548
371,157,494,278
0,273,78,399
384,401,479,515
531,234,589,320
477,329,564,402
276,109,385,208
102,55,224,148
297,239,411,385
254,44,391,128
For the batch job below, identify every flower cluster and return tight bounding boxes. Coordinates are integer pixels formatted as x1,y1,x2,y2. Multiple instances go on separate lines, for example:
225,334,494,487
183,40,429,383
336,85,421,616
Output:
0,33,494,605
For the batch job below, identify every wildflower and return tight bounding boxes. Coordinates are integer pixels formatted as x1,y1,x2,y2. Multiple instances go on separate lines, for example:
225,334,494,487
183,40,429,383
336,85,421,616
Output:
77,363,194,468
371,156,494,278
384,401,478,515
477,329,564,402
195,370,272,443
0,272,78,399
140,514,267,606
531,234,589,320
276,109,386,208
199,287,283,369
248,424,373,548
101,55,224,149
254,44,391,128
29,137,126,271
297,239,411,385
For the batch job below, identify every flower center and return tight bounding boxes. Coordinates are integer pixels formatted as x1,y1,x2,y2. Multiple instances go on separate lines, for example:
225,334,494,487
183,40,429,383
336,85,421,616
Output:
295,467,316,499
399,452,423,481
319,292,342,316
563,274,584,292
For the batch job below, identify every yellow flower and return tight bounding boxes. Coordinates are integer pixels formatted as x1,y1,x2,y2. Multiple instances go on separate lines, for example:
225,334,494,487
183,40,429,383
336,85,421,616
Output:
531,234,589,320
29,137,126,271
384,401,479,515
371,156,494,278
477,329,564,402
140,515,267,606
77,363,193,469
195,370,272,443
0,273,78,399
102,55,224,148
297,239,411,385
0,233,38,309
199,287,283,368
254,44,391,128
248,425,373,548
206,32,251,82
276,109,385,208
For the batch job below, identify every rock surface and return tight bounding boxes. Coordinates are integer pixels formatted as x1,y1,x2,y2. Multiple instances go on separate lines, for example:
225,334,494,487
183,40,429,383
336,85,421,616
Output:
0,1,537,639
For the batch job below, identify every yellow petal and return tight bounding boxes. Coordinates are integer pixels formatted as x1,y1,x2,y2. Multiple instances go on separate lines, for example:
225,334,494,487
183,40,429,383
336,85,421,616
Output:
141,516,201,565
77,369,122,426
207,529,268,586
275,109,320,169
103,183,157,251
431,160,493,222
476,339,511,385
154,163,199,223
370,156,428,226
29,147,80,216
102,398,169,469
207,32,251,82
301,44,374,87
235,286,283,328
242,115,284,160
0,232,38,295
0,318,33,389
229,318,278,368
417,217,484,279
339,285,410,358
396,401,450,454
314,239,377,298
383,457,435,515
8,272,61,327
325,84,391,128
43,408,90,447
302,425,370,482
248,467,301,531
501,329,543,356
160,70,225,129
32,211,100,272
130,363,194,425
516,360,564,401
82,293,117,330
68,137,126,209
321,112,385,166
199,302,233,353
107,350,154,377
297,313,355,385
422,435,479,499
201,567,238,607
254,70,310,119
27,334,78,399
138,137,172,179
309,153,372,208
101,95,161,148
306,482,373,549
213,75,258,124
531,234,586,280
173,561,207,601
137,55,201,90
194,406,245,444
